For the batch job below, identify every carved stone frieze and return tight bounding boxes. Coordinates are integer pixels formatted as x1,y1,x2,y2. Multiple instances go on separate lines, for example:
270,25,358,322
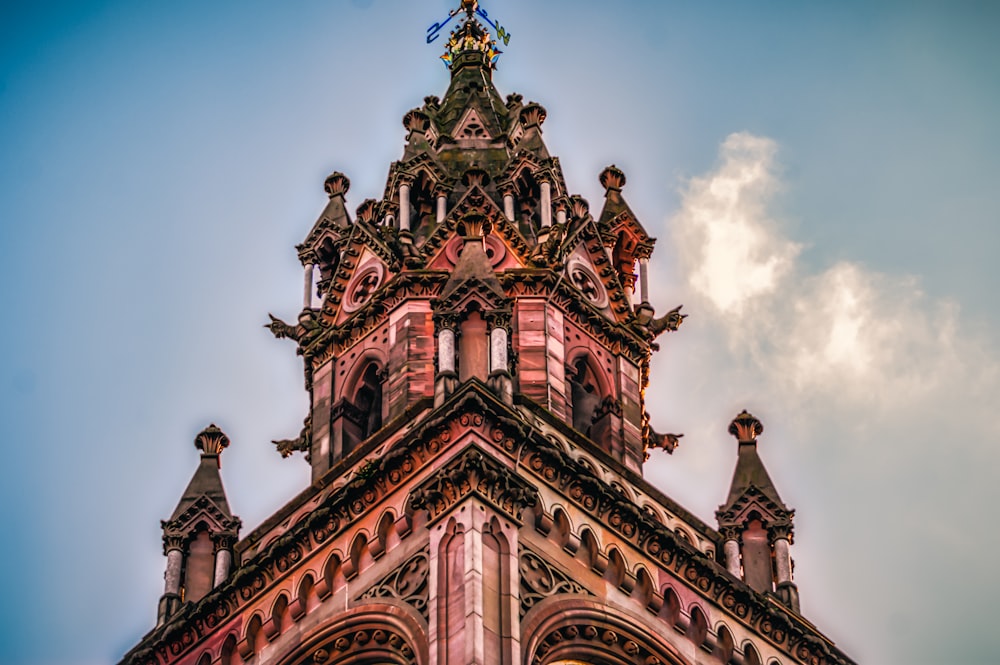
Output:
358,549,430,621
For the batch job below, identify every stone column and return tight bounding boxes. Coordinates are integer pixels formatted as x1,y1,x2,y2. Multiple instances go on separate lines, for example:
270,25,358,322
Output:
555,199,568,226
399,182,411,231
439,328,456,374
434,316,459,407
486,312,513,405
436,192,447,223
157,536,185,626
303,264,314,309
638,257,650,304
213,536,235,588
489,326,508,374
772,527,792,584
721,527,742,578
539,180,552,228
771,524,800,612
503,191,515,222
164,547,183,596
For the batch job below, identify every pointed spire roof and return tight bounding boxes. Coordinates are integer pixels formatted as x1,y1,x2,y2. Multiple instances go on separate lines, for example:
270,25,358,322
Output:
435,2,509,135
719,411,790,515
164,424,239,535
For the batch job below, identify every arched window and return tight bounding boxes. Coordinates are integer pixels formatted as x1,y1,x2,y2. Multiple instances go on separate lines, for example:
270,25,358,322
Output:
569,356,602,436
340,361,385,457
354,363,383,439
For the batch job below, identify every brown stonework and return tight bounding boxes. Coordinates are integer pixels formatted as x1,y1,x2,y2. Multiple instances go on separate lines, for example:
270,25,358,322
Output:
125,5,853,665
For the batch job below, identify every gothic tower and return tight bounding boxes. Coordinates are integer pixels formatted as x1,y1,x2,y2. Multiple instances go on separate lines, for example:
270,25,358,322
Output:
121,4,855,665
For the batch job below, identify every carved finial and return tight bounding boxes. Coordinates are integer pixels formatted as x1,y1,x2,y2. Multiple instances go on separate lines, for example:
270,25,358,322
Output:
324,172,350,199
519,103,547,129
569,195,590,220
599,165,626,192
728,410,763,444
461,167,491,188
461,0,478,17
356,199,378,224
195,424,230,456
403,109,430,134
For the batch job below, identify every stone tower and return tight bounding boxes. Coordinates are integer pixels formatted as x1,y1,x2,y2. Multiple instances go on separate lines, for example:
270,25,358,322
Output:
121,4,855,665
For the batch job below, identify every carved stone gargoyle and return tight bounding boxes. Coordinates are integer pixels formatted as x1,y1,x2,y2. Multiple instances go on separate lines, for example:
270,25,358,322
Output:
648,430,683,455
265,310,323,349
635,304,687,338
272,414,311,460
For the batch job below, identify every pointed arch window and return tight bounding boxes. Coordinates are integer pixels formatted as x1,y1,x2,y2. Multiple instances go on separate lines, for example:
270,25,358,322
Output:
569,356,602,437
354,363,384,440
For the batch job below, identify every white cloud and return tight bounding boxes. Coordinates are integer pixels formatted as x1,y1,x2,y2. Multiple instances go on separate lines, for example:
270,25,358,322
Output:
648,132,1000,664
671,132,986,413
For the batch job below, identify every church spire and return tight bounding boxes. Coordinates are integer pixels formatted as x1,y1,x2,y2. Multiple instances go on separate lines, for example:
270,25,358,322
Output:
157,424,241,626
716,411,800,613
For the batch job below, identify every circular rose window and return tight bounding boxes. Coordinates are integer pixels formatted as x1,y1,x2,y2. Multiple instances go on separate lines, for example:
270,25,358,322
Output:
343,260,384,313
566,258,608,309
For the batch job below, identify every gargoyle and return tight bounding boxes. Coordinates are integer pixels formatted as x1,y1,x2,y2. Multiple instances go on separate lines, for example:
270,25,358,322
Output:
265,313,299,341
266,310,323,348
531,221,567,268
272,414,311,460
636,304,687,338
648,430,683,455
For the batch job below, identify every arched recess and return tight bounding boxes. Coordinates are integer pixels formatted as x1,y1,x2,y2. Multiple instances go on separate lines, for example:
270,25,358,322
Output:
686,605,710,652
742,641,763,665
567,354,606,437
220,633,238,665
522,597,691,665
458,303,489,382
337,354,387,457
273,604,428,665
714,624,736,664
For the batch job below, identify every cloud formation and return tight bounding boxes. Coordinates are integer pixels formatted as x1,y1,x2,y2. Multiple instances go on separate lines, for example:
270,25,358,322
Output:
659,132,1000,664
672,132,991,414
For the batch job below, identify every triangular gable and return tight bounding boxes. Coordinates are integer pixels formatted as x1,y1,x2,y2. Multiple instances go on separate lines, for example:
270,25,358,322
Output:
563,243,613,318
320,226,398,327
452,106,495,144
717,487,794,527
420,184,532,270
562,220,633,322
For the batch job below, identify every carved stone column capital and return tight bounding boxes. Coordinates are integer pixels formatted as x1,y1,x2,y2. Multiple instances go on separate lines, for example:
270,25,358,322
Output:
212,534,237,553
484,309,512,331
719,525,742,542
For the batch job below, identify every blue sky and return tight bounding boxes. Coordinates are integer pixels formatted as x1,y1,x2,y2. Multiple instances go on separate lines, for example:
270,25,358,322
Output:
1,1,998,664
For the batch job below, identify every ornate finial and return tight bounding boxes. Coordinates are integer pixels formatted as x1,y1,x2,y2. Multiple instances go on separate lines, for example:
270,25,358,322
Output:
438,4,503,70
195,424,230,455
461,167,491,188
728,410,763,444
600,165,627,192
324,172,350,199
519,103,547,129
403,109,430,134
356,199,378,224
